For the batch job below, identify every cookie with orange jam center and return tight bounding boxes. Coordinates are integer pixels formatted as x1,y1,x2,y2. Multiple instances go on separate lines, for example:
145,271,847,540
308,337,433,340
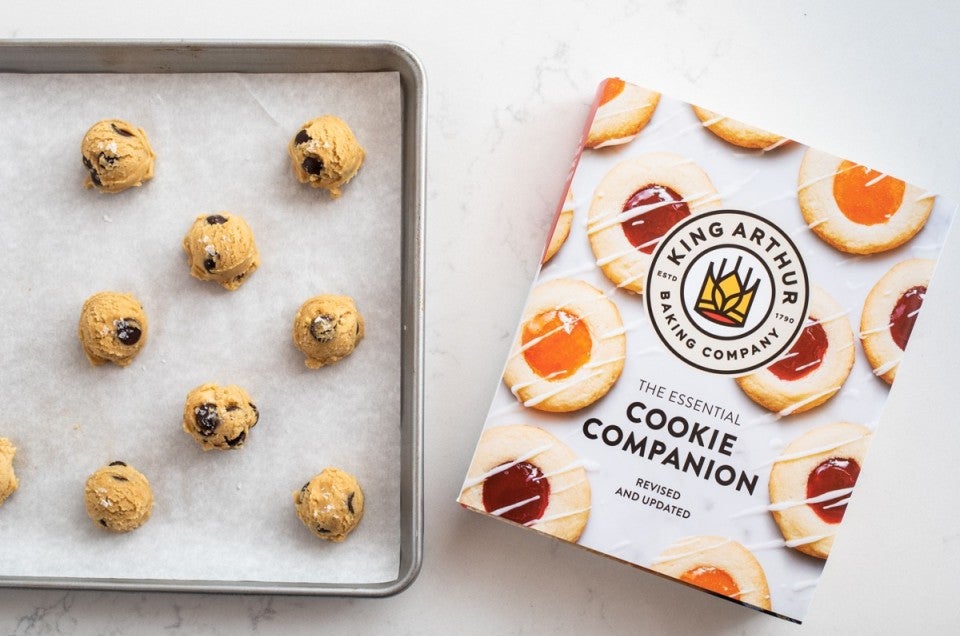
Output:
651,536,771,610
521,309,592,380
832,160,906,225
799,149,934,254
681,566,740,598
503,278,625,412
586,78,661,149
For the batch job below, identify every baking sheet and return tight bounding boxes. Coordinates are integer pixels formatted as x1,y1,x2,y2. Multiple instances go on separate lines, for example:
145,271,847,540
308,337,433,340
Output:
0,70,404,585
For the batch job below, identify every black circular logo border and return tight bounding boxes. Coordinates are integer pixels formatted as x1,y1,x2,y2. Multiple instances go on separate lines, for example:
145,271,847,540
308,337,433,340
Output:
645,209,810,376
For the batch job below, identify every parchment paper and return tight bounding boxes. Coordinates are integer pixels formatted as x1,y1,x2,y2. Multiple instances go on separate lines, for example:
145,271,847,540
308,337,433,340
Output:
0,71,402,584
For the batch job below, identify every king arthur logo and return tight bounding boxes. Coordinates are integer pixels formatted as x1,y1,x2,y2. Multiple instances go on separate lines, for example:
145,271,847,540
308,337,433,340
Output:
645,210,810,375
695,257,760,327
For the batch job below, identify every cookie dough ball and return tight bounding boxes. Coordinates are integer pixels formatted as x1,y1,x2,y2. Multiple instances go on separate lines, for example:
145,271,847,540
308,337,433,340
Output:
293,467,365,542
0,438,18,506
292,295,365,369
81,119,156,193
288,115,365,198
182,213,260,291
78,291,148,367
84,461,153,532
182,383,259,451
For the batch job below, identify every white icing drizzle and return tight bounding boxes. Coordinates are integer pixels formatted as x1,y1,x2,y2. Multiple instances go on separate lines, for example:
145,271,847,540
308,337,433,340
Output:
613,271,645,290
752,432,870,471
762,137,791,152
699,114,726,127
601,325,627,338
915,190,936,201
594,98,658,122
595,244,645,266
731,487,855,518
774,386,843,418
871,357,901,377
619,317,647,334
592,134,637,149
863,172,888,187
587,191,718,236
797,162,861,192
578,458,602,472
540,262,597,282
521,370,607,407
549,477,591,496
528,506,591,526
746,532,836,552
791,578,821,592
651,537,731,565
488,494,540,518
461,442,555,489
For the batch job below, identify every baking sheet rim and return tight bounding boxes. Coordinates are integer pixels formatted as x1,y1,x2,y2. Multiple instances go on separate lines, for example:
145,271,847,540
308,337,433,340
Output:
0,38,425,597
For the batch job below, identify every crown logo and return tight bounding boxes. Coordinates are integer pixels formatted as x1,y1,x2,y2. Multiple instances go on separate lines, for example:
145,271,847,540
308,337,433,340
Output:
694,257,760,327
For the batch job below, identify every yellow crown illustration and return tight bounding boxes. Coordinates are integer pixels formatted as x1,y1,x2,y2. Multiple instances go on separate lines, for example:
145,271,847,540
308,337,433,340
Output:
694,257,760,327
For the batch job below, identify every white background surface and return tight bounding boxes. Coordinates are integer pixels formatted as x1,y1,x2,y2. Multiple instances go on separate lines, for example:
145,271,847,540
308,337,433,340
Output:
2,1,960,633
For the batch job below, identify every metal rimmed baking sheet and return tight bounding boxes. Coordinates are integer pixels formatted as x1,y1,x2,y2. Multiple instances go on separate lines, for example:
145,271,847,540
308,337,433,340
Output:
0,40,424,596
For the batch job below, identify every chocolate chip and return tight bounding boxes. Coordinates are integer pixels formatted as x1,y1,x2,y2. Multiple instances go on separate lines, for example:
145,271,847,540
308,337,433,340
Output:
111,123,134,137
203,257,217,272
301,156,324,175
114,319,142,346
112,475,129,482
347,492,355,515
225,431,246,448
310,314,337,343
226,404,239,412
314,525,331,534
194,403,220,437
98,152,117,166
99,519,108,527
82,155,93,169
90,170,102,187
250,403,259,426
205,214,228,225
108,461,127,467
233,273,245,282
294,129,311,145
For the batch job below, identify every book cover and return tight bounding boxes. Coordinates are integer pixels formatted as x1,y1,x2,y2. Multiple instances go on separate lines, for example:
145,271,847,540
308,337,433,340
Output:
457,78,956,622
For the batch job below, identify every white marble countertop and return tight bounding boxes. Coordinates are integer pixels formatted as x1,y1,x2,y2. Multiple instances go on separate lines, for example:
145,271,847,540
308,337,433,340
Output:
3,2,960,633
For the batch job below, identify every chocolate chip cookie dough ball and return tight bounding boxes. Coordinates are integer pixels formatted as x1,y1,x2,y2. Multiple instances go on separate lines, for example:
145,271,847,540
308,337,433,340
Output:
84,461,153,532
182,213,260,291
81,119,156,193
0,438,18,506
288,115,365,198
77,291,148,367
182,383,259,451
292,295,365,369
293,468,364,542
